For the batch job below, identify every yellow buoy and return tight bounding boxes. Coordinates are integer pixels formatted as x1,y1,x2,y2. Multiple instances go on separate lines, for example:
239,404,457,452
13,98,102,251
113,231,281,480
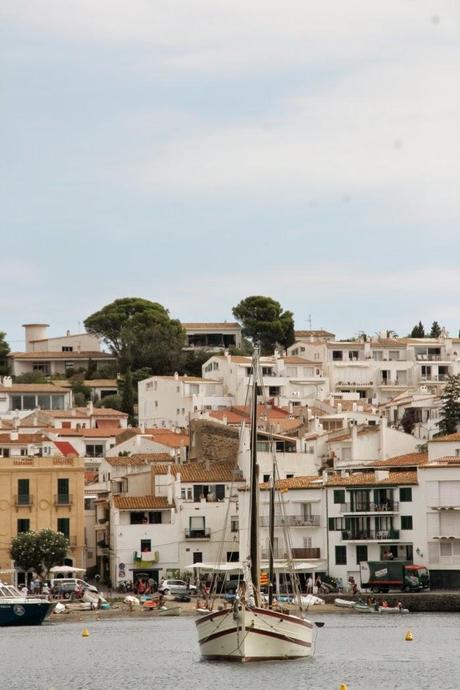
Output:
82,628,90,638
405,630,413,641
340,684,349,690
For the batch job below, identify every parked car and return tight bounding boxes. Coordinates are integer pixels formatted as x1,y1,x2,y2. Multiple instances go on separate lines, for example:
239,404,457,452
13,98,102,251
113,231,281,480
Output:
158,579,196,595
51,578,98,597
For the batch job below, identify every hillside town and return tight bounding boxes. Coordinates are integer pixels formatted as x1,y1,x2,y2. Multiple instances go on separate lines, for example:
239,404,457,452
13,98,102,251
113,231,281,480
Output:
1,307,460,594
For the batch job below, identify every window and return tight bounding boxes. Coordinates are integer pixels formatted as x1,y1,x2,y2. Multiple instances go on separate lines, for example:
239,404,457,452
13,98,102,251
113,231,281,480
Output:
0,448,10,457
286,473,294,479
57,517,70,538
356,545,368,563
328,517,346,531
130,512,163,525
263,474,271,483
61,346,73,352
332,351,343,361
84,497,95,511
193,552,203,564
401,515,413,530
334,489,345,504
231,517,239,533
400,487,412,502
17,519,30,533
335,545,347,565
85,444,104,458
17,479,30,505
57,478,70,504
348,350,359,360
227,551,239,562
140,539,151,553
181,487,193,501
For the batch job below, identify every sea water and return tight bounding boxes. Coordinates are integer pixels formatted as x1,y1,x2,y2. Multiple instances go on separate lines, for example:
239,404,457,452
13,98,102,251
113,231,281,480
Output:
2,613,460,690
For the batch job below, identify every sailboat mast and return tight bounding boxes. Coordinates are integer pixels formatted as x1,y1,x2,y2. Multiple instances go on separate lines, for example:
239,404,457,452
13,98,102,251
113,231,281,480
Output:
249,350,260,605
268,445,275,608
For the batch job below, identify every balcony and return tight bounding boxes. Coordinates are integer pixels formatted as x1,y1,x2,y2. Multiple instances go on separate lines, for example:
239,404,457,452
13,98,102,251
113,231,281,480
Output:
416,354,442,361
54,494,73,507
419,375,450,383
259,515,320,527
378,379,408,387
341,530,400,541
185,528,211,539
340,502,399,514
336,381,374,388
14,494,34,509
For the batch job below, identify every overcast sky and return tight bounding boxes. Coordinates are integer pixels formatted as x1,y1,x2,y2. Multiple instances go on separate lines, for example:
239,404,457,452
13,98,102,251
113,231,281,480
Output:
2,1,459,347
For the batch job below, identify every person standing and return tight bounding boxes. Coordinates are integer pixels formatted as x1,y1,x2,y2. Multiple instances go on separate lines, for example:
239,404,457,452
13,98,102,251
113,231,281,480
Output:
306,576,313,593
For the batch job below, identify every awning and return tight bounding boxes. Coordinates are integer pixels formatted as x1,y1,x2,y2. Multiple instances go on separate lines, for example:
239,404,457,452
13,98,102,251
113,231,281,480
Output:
186,560,326,573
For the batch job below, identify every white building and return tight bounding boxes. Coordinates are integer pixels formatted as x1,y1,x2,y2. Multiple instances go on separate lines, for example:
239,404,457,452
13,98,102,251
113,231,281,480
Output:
138,373,232,429
202,353,328,407
0,379,72,413
8,323,116,376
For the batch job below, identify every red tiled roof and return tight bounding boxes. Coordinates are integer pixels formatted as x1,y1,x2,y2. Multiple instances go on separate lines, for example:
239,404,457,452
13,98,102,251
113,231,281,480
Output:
113,495,172,510
107,453,172,467
0,433,44,445
326,471,418,487
370,453,428,468
153,461,242,483
430,433,460,443
260,475,322,490
0,384,69,393
85,470,99,484
53,441,78,457
8,351,114,360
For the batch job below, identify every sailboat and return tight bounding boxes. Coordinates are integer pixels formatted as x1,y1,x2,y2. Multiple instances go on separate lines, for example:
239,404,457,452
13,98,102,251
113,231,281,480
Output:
195,351,314,661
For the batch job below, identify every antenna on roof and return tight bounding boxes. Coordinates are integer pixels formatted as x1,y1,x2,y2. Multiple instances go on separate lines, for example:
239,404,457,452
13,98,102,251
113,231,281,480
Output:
307,314,312,330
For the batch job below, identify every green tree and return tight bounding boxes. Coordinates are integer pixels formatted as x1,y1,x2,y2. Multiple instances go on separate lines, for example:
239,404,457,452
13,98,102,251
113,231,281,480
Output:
84,297,185,373
14,372,48,384
401,408,417,435
0,332,10,375
439,375,460,436
96,393,123,411
430,321,442,338
10,529,69,579
121,369,135,423
232,295,295,354
86,357,97,380
410,321,425,338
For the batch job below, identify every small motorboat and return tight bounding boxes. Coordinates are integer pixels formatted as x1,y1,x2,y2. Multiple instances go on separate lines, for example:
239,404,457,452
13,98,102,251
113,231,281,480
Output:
0,582,55,626
353,602,374,613
158,606,181,617
334,598,356,608
378,606,409,614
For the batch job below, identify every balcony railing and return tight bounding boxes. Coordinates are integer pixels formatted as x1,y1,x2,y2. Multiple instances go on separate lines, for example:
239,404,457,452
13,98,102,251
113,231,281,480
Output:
185,528,211,539
341,530,400,541
416,354,442,361
340,502,399,513
419,375,449,382
54,494,73,507
261,547,321,560
259,515,320,527
14,494,34,508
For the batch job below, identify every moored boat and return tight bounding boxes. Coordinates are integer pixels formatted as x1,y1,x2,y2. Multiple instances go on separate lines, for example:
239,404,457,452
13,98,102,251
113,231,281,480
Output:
378,606,409,614
334,598,356,608
0,582,55,626
194,350,315,662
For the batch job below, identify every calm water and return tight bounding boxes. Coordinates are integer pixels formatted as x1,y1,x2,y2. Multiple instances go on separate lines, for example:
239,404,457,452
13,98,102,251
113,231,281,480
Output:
2,613,460,690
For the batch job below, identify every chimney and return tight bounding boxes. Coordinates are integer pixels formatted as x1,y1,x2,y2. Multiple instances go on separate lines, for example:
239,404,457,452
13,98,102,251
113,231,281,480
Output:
351,422,358,462
223,416,228,425
352,402,357,412
337,402,342,413
86,400,94,416
139,422,145,434
22,324,49,352
379,417,387,459
174,372,179,381
10,430,18,441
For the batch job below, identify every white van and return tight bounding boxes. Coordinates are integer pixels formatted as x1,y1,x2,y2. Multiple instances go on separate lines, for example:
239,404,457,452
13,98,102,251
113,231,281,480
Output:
50,578,98,594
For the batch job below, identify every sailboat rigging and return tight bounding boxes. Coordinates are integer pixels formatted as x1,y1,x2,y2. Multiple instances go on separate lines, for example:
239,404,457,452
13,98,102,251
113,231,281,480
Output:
194,349,315,661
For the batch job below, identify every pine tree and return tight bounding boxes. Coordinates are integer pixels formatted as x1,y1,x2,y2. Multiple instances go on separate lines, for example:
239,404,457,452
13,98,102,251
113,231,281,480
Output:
410,321,425,338
439,375,460,436
430,321,442,338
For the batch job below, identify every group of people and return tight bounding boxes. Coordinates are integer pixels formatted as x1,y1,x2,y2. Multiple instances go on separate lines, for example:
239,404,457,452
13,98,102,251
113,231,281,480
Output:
305,575,346,594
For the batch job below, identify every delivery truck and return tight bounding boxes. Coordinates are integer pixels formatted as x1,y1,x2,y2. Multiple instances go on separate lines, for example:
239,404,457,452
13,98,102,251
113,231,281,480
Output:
359,561,430,593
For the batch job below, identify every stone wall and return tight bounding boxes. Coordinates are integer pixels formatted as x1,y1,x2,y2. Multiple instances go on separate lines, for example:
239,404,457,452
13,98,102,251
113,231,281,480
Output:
189,419,240,466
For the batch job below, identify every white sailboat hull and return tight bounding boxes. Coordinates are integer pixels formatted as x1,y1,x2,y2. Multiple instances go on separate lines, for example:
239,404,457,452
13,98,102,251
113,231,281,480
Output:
196,605,313,661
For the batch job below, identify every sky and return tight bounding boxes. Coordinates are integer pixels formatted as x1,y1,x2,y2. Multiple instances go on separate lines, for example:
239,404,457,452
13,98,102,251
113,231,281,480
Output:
2,1,460,349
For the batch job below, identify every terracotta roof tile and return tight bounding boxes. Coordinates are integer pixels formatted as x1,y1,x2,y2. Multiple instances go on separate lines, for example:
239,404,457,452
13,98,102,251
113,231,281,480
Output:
370,453,428,468
0,383,69,393
281,356,318,365
107,453,172,467
260,475,322,490
326,471,418,487
8,351,114,360
430,432,460,443
423,456,460,466
294,330,334,338
153,461,243,483
113,495,172,510
0,433,44,444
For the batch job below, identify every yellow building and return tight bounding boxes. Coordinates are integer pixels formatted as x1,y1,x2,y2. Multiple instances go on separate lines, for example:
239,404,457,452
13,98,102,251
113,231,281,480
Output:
0,456,86,580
